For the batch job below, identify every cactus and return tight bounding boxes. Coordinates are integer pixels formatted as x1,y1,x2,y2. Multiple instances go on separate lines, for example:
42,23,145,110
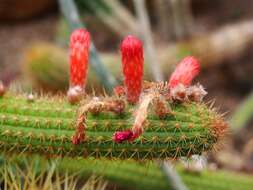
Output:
0,157,107,190
3,155,253,190
4,30,227,160
23,43,70,92
59,158,253,190
0,90,226,159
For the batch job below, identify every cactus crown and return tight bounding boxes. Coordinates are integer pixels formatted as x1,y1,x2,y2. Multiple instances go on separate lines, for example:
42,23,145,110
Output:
0,30,228,160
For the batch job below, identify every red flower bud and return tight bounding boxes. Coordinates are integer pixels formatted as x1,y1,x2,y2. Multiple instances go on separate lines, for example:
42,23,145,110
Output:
112,130,133,143
121,35,143,104
69,28,90,88
168,56,200,88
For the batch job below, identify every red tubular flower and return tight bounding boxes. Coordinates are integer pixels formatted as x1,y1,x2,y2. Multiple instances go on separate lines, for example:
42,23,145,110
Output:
121,35,144,104
168,56,200,88
69,28,90,88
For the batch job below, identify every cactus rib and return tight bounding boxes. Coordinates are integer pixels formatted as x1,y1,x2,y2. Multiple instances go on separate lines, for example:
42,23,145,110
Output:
0,94,227,159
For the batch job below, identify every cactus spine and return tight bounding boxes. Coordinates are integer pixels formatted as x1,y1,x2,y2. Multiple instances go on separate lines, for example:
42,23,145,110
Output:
0,93,226,159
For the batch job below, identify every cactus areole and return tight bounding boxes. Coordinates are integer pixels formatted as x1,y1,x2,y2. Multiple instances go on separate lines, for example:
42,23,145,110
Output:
0,30,227,160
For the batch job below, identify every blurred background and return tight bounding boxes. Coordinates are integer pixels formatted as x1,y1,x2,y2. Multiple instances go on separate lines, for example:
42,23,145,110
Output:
1,0,253,188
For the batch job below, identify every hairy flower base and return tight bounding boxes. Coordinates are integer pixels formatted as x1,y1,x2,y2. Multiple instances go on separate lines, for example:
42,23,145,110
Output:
67,86,85,104
0,93,227,160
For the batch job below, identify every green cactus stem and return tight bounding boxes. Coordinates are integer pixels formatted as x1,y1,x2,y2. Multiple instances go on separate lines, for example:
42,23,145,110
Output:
0,93,227,159
60,158,253,190
230,92,253,131
3,155,253,190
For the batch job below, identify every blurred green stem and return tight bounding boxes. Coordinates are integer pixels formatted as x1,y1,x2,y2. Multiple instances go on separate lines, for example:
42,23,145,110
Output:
169,0,194,40
160,161,188,190
133,0,163,81
2,155,253,190
104,0,138,34
230,92,253,131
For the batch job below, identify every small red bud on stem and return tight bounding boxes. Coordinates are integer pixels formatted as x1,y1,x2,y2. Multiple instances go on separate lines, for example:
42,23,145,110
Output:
112,130,133,143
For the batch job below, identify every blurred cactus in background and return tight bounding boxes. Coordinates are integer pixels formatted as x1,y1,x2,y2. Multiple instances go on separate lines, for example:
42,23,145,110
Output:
1,155,253,190
23,43,69,92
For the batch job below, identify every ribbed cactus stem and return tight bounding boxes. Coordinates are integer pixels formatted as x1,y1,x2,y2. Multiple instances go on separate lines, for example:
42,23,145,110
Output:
58,158,253,190
0,93,227,159
5,155,253,190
